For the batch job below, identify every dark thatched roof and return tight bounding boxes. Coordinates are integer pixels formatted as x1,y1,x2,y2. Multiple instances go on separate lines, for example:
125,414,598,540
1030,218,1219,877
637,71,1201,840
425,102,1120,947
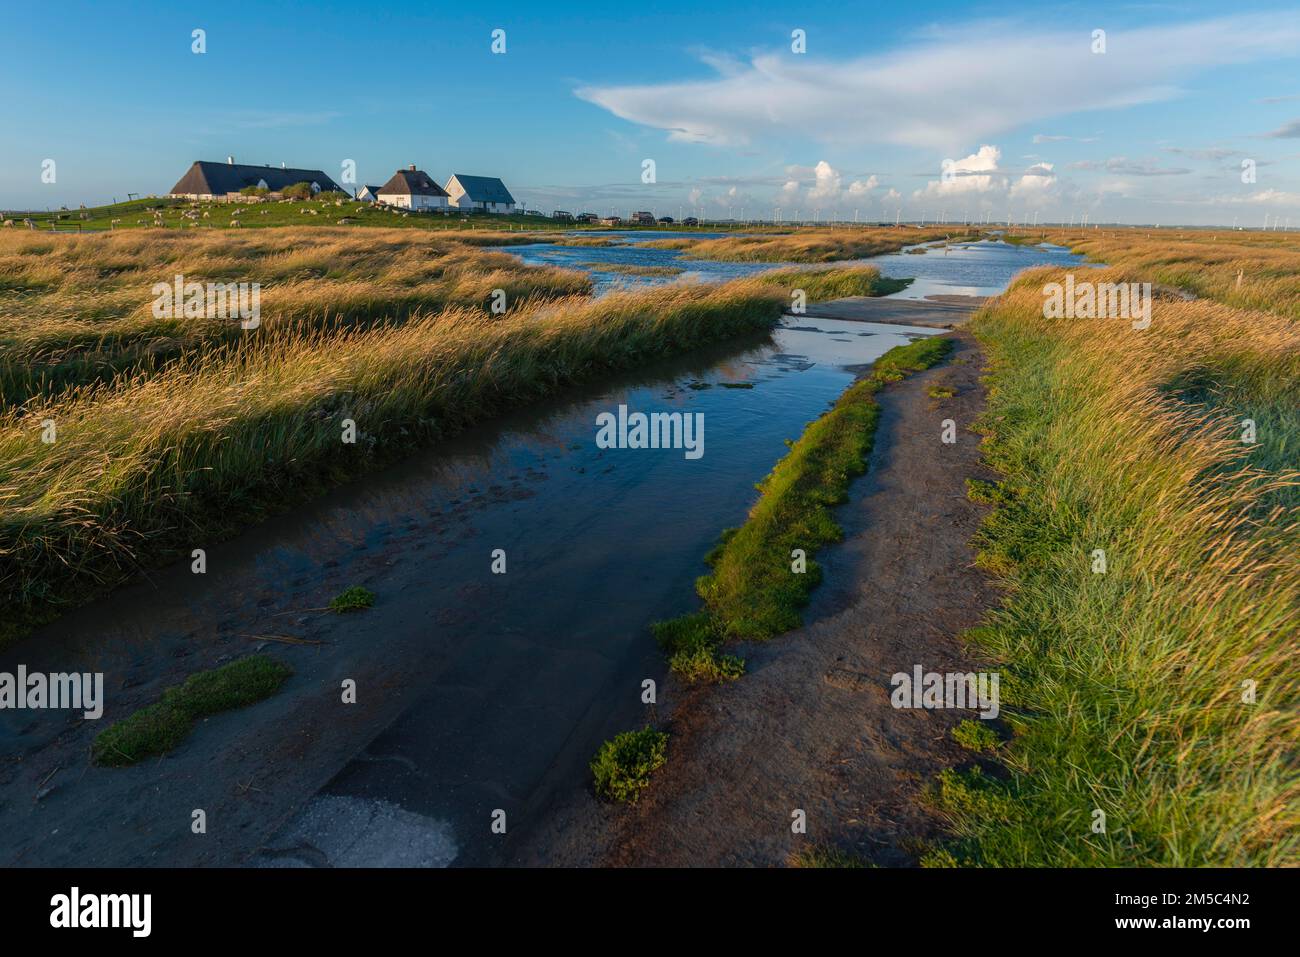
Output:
378,168,449,197
170,161,344,196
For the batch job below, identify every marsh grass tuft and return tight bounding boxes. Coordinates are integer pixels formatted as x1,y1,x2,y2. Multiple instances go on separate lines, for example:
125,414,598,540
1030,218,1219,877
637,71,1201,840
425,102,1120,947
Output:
92,655,292,767
590,727,669,802
329,586,375,613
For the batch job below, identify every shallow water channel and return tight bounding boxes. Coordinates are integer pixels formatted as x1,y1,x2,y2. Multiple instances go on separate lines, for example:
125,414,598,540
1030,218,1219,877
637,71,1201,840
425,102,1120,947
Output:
503,232,1084,297
0,242,1085,867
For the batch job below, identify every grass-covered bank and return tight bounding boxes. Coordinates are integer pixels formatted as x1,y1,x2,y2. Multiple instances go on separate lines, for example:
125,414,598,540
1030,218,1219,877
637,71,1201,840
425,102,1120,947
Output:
756,264,912,299
3,273,858,645
654,336,953,678
933,265,1298,866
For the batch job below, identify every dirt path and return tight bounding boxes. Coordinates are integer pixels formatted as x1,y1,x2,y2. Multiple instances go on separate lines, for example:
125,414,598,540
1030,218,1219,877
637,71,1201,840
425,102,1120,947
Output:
592,328,999,866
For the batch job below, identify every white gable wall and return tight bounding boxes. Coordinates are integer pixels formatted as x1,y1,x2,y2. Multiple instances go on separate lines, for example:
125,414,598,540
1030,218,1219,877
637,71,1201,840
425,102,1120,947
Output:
378,193,448,210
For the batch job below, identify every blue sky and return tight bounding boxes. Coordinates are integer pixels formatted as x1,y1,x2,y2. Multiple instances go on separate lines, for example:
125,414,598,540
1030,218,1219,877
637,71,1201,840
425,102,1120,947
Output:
4,0,1300,225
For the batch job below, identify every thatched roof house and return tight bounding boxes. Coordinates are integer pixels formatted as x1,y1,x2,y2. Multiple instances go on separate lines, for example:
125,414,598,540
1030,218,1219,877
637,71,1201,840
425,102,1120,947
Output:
376,166,450,210
170,158,343,200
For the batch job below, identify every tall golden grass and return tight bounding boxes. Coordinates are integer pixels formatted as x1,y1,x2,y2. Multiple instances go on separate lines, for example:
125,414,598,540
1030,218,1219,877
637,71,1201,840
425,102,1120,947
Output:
998,226,1300,320
938,261,1299,865
0,276,791,641
0,228,591,405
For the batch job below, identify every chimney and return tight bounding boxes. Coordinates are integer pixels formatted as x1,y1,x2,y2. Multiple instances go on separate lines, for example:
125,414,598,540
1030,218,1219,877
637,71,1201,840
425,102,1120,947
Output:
409,164,416,172
227,155,234,165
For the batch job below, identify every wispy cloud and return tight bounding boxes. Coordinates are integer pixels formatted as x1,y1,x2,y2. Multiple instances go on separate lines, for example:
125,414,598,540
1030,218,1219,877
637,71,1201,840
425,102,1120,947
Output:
1070,157,1191,175
576,15,1300,151
1261,119,1300,138
1162,146,1243,160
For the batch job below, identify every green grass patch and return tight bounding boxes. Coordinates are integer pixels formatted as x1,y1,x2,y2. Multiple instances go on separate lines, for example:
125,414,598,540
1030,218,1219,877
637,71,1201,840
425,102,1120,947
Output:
789,844,871,868
329,585,375,612
92,655,292,766
590,727,669,802
951,719,1000,753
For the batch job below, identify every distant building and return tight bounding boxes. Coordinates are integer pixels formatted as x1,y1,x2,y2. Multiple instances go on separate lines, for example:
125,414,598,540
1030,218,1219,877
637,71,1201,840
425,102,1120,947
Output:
575,212,598,223
682,217,699,226
630,211,655,225
552,210,574,221
657,216,674,224
355,185,383,203
444,174,517,214
600,215,622,225
377,166,450,210
170,158,344,200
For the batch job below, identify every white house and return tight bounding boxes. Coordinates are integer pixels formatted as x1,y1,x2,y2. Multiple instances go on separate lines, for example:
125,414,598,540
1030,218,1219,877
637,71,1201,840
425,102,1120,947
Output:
376,166,450,210
355,185,383,203
445,174,517,214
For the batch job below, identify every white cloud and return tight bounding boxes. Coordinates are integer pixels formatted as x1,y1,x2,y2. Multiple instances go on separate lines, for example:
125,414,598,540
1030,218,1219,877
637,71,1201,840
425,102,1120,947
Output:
774,161,882,207
575,15,1300,150
807,160,843,201
914,145,1003,198
847,175,879,196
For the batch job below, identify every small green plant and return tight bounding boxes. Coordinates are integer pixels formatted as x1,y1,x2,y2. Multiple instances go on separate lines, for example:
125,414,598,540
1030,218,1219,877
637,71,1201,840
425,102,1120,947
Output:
952,718,1000,753
652,613,744,682
330,585,375,612
927,383,956,399
590,727,669,802
789,844,870,868
918,847,961,868
92,655,291,766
